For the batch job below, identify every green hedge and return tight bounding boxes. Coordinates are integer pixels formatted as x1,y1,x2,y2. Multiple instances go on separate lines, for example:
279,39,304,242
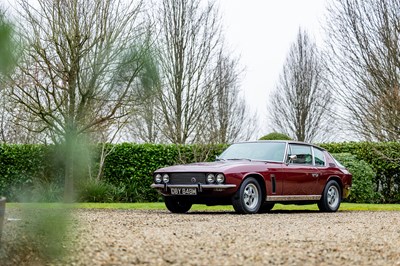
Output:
101,143,227,202
320,142,400,203
0,142,398,203
0,145,48,200
332,153,379,203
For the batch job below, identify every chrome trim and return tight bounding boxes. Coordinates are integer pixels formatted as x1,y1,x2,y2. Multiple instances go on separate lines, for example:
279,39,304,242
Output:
151,184,236,190
266,195,321,201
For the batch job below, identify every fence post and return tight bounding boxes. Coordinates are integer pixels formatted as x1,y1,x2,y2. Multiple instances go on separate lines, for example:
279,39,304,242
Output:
0,197,5,242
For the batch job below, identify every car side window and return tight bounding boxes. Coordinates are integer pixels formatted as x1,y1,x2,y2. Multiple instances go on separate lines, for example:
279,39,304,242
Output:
313,147,326,166
288,144,312,165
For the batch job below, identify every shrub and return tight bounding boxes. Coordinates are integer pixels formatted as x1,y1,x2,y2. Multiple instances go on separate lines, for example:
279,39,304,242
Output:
259,132,292,140
321,142,400,202
75,178,116,203
332,153,379,203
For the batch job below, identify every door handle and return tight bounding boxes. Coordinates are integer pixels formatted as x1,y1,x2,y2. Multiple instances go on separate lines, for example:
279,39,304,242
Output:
311,173,319,178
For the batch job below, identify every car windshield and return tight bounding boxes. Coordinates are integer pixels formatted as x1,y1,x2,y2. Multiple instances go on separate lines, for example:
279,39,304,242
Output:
218,142,286,162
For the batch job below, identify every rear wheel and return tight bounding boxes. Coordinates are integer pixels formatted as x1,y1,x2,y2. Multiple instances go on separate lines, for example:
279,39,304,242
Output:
318,180,341,212
164,196,192,213
232,177,262,214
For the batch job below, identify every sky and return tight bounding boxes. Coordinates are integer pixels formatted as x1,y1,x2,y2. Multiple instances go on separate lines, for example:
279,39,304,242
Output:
218,0,327,138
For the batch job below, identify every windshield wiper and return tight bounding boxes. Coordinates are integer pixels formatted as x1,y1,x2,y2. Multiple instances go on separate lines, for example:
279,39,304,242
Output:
226,158,252,161
215,156,226,161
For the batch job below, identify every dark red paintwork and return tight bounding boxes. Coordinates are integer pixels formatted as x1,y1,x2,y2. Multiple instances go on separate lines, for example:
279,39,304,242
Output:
151,141,352,211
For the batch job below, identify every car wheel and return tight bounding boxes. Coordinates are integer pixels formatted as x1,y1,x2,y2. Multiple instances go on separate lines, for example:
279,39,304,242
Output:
258,202,275,213
318,180,341,212
164,196,192,213
232,177,262,214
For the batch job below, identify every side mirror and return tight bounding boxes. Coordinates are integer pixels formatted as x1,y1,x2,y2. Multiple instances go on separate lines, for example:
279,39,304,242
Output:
287,154,297,164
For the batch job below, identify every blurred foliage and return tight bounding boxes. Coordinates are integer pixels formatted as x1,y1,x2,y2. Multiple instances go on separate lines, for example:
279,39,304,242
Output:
259,132,292,140
17,205,72,262
0,11,16,76
0,142,399,203
332,153,379,203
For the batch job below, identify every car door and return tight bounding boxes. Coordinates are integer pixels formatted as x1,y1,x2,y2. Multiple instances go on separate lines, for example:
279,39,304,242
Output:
282,144,320,195
312,147,330,195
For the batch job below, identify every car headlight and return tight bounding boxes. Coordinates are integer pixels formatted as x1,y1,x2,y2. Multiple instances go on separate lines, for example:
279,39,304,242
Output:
155,174,162,183
206,173,215,184
162,174,170,183
216,174,225,184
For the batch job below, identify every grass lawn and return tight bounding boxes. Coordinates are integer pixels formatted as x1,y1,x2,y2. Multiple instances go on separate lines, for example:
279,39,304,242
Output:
4,202,400,211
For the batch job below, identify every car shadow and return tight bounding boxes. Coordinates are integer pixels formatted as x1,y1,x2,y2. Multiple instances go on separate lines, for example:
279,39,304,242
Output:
183,209,352,215
184,210,320,215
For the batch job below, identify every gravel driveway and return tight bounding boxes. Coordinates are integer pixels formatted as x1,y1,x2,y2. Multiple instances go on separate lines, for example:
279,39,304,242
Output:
1,208,400,265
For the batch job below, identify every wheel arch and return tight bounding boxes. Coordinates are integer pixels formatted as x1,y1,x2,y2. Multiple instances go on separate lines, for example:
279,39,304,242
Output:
242,173,266,202
326,176,343,198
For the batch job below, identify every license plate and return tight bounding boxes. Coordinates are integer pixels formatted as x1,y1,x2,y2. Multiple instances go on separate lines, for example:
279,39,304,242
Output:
170,187,197,195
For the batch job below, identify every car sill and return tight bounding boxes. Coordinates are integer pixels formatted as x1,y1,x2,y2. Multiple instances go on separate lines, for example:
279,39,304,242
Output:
266,195,321,201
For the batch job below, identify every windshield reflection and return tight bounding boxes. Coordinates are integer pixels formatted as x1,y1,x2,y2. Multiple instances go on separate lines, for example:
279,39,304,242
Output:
218,142,286,162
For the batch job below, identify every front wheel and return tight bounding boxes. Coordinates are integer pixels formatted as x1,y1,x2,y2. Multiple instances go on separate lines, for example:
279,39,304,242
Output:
164,196,192,213
318,180,341,212
232,177,263,214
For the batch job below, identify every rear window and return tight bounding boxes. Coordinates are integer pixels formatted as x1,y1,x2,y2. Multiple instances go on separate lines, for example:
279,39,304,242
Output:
332,157,346,168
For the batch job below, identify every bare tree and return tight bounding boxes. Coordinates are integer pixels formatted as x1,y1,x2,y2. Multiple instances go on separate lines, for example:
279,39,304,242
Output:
325,0,400,141
200,47,257,144
154,0,222,144
7,0,150,200
268,29,333,142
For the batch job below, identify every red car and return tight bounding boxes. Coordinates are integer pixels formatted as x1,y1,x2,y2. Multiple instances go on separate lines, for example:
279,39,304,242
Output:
151,141,352,214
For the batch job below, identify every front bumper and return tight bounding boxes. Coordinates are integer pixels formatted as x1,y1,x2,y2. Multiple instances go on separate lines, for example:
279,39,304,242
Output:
151,183,236,193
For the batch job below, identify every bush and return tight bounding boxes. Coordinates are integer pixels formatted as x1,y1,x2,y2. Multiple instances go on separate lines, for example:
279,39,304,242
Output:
0,144,58,201
321,142,400,202
75,178,116,203
259,132,292,140
332,153,379,203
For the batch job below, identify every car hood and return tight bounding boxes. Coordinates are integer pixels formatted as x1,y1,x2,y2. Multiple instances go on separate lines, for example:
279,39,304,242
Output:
155,160,274,173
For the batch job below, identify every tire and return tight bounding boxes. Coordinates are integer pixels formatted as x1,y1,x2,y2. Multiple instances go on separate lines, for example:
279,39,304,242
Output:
258,202,275,213
164,196,192,213
232,177,263,214
318,180,341,212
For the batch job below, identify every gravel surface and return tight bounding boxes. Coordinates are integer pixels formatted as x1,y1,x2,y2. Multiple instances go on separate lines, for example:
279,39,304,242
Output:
1,208,400,265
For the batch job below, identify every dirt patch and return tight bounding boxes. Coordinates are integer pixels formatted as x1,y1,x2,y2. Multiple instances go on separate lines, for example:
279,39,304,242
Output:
1,208,400,265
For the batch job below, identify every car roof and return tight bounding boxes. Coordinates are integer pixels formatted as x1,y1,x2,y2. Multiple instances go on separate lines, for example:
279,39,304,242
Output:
233,140,326,151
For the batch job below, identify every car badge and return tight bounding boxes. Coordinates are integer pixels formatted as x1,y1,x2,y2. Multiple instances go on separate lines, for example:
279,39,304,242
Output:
191,177,197,183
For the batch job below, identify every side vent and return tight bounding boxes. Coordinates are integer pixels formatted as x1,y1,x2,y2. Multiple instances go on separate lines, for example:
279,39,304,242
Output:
271,174,276,194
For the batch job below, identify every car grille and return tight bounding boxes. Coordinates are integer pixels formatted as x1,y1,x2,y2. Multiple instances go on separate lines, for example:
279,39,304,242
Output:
170,173,206,184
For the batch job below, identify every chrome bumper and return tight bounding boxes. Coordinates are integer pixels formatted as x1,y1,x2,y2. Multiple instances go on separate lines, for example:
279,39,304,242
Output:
151,183,236,192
